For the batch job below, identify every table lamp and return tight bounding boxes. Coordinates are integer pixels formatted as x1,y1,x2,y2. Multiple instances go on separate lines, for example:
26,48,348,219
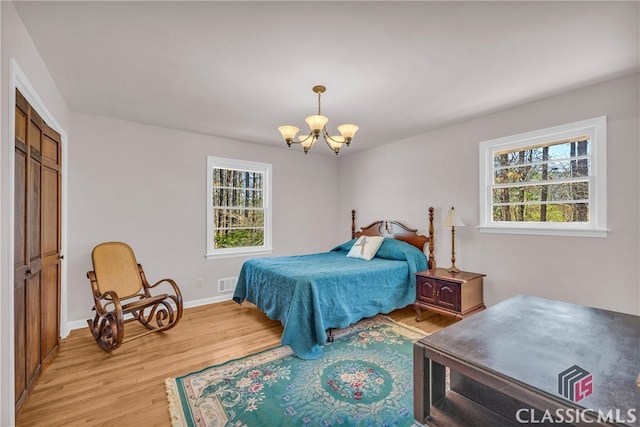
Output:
443,206,465,273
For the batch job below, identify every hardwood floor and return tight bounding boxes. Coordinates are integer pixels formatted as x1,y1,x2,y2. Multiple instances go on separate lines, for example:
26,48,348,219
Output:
16,301,457,427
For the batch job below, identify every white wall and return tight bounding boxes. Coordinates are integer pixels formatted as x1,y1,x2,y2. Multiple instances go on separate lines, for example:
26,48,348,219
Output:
338,73,640,316
68,113,341,324
1,2,72,425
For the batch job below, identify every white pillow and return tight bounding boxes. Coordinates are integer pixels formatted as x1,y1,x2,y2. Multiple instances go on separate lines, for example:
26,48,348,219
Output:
346,236,385,261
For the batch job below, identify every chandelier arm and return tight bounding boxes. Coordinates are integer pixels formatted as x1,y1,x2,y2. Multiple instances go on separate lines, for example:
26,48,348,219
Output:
321,127,345,144
287,132,315,145
321,128,341,155
323,139,339,155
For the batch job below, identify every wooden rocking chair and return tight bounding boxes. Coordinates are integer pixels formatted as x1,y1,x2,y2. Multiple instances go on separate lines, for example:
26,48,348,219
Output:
86,242,183,351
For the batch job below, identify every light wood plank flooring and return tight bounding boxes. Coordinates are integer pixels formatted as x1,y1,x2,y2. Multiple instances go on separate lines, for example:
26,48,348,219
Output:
16,301,456,427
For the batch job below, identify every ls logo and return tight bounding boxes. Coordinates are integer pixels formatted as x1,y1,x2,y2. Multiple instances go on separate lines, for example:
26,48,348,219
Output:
558,365,593,402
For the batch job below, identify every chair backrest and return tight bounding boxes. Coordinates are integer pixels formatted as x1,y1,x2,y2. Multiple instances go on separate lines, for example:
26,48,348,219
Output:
92,242,143,299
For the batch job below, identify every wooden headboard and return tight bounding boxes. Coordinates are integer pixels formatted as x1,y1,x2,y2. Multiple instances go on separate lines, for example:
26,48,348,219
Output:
350,207,435,269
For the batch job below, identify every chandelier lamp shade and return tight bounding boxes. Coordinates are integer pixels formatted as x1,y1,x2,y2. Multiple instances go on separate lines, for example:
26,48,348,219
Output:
443,206,465,274
278,85,359,155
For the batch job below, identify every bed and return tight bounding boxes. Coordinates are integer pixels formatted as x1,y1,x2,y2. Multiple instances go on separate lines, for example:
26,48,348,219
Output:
232,207,435,359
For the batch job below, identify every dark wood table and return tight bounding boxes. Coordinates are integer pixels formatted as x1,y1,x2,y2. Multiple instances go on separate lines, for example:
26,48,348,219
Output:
413,295,640,426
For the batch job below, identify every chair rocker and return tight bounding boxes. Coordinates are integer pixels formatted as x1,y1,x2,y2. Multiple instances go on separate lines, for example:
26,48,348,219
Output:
86,242,183,351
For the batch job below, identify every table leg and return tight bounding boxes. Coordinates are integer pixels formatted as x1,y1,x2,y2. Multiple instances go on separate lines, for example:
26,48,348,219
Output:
413,343,428,422
414,343,447,423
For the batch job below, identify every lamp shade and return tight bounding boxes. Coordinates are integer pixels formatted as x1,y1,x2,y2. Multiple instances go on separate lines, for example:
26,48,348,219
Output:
305,115,329,131
337,124,359,139
443,207,465,227
327,136,344,154
278,126,299,140
300,135,316,151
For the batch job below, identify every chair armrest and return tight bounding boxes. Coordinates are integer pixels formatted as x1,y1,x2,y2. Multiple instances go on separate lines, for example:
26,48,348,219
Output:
137,265,180,295
136,265,183,321
87,270,125,315
94,290,124,318
147,278,180,293
148,278,183,305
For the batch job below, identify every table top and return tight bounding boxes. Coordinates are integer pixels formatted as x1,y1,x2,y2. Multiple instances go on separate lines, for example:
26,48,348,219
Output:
417,294,640,420
416,268,485,283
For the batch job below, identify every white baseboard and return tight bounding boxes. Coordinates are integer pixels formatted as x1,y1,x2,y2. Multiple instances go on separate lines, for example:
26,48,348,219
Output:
183,294,234,309
64,294,235,333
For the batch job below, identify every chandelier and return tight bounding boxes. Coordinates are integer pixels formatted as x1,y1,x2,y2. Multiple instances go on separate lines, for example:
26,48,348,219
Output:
278,85,359,155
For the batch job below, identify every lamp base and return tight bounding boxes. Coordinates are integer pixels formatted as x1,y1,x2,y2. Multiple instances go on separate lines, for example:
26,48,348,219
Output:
447,265,460,274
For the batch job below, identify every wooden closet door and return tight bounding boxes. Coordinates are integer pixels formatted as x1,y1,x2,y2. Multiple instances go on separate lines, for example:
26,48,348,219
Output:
14,91,29,409
14,89,61,414
40,118,62,366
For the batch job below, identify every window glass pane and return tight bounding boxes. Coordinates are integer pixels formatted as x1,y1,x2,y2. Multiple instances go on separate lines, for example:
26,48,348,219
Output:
494,137,590,168
212,188,264,208
494,159,592,184
491,181,589,204
213,208,264,228
549,159,591,179
492,203,589,223
213,169,263,190
214,228,264,249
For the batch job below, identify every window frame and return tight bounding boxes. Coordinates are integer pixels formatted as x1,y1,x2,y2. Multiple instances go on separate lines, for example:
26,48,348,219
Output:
478,116,607,238
206,156,273,259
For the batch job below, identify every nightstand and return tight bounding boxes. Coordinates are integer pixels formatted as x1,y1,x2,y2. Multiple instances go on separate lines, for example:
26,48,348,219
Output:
414,268,486,320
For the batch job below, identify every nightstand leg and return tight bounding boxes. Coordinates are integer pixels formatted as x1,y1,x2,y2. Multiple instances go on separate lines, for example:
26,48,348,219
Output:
414,302,423,321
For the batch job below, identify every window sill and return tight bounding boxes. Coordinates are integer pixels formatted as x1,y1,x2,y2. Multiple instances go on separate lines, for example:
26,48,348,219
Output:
205,248,273,260
477,226,608,238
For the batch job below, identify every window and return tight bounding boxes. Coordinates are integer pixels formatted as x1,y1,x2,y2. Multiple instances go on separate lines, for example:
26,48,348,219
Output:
206,157,272,258
479,117,607,237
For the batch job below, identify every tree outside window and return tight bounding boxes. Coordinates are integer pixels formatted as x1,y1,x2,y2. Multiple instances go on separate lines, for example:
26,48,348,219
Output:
492,137,590,223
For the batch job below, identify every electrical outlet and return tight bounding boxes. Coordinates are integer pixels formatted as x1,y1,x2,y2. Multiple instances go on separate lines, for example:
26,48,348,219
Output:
196,278,204,288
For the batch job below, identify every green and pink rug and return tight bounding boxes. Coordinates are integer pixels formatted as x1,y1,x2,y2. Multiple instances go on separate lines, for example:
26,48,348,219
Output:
166,315,426,427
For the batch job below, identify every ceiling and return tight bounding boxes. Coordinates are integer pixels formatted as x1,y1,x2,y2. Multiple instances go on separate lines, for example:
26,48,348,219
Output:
13,1,639,156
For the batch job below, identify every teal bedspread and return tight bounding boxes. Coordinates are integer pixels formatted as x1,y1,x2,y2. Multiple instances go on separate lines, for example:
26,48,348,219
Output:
233,238,427,359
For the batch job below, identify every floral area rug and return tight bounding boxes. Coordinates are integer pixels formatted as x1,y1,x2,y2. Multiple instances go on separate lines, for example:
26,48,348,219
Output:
165,315,427,427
